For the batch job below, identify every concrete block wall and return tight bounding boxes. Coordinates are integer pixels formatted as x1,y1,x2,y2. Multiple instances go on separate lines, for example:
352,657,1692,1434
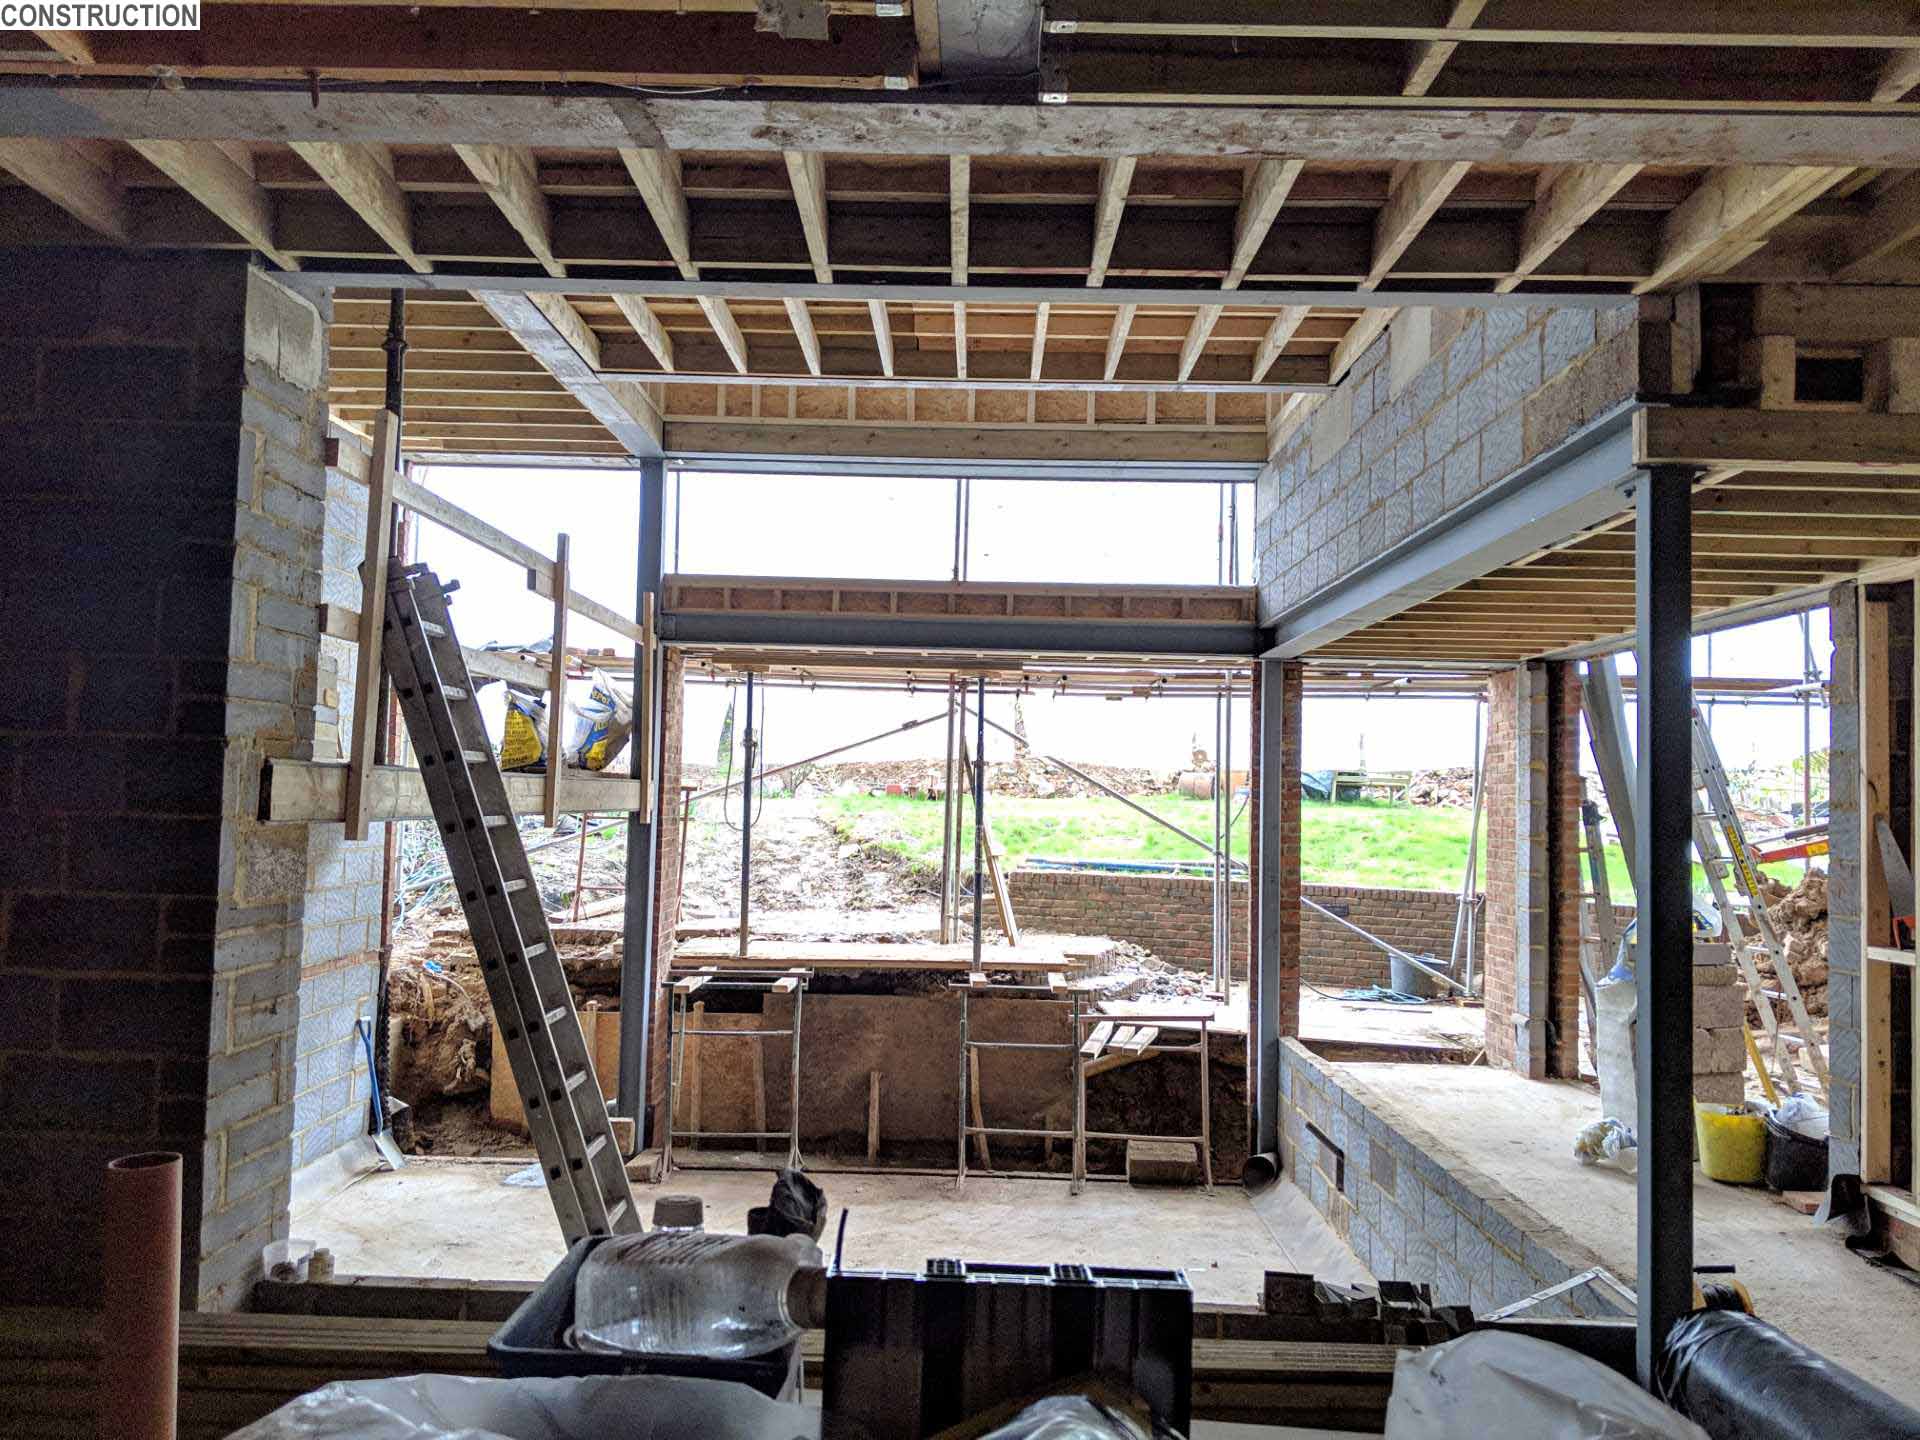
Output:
1278,1040,1629,1318
290,427,385,1177
1007,871,1483,990
1254,303,1638,623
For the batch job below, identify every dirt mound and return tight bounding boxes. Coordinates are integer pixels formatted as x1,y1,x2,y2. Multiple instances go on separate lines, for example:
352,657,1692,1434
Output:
1405,768,1475,806
1751,868,1829,1017
687,753,1174,801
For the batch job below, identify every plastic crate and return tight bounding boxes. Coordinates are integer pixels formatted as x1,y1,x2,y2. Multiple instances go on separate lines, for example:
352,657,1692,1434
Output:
488,1236,804,1401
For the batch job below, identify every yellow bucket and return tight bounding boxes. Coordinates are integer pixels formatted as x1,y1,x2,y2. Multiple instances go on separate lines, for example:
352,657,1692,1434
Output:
1694,1102,1767,1184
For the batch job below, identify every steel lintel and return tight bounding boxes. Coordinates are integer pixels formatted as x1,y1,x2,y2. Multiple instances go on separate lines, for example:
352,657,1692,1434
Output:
1262,403,1641,659
661,610,1261,656
667,455,1261,484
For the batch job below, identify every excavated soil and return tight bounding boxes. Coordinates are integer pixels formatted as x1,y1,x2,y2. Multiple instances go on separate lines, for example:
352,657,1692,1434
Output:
1752,868,1831,1018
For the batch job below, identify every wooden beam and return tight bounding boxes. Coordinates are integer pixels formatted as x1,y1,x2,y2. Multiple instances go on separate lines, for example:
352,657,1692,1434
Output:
1366,161,1471,289
1498,163,1641,293
1638,165,1848,292
268,755,641,823
127,139,298,269
453,143,562,278
620,146,697,280
1874,49,1920,103
544,532,570,827
1029,301,1050,382
784,297,823,375
1226,156,1304,288
954,301,968,381
0,137,126,240
1636,406,1920,475
1752,284,1920,344
288,142,429,273
1103,303,1137,382
869,299,895,376
1402,0,1486,98
1328,307,1396,382
1251,305,1312,383
1087,155,1136,288
610,293,674,371
1177,304,1224,384
1831,172,1920,280
701,296,751,373
664,420,1267,464
32,30,94,64
472,290,663,457
345,409,399,843
784,149,833,283
949,153,970,285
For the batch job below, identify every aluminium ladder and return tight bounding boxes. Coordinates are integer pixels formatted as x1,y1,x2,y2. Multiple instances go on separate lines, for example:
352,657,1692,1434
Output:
383,563,639,1242
1574,794,1616,1073
1687,705,1828,1095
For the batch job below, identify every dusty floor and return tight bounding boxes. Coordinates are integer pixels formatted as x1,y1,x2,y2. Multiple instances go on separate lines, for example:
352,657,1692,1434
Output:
1328,1060,1920,1406
292,1160,1368,1305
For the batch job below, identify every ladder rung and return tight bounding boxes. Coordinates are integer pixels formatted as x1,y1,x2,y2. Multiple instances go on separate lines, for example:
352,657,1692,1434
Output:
545,1004,568,1024
484,814,511,828
606,1199,630,1227
566,1069,591,1092
440,686,469,700
420,620,447,637
585,1136,608,1162
504,879,527,894
524,942,548,959
461,749,487,763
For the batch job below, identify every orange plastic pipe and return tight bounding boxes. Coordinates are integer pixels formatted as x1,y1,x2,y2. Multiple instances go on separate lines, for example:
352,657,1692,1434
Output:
103,1151,182,1440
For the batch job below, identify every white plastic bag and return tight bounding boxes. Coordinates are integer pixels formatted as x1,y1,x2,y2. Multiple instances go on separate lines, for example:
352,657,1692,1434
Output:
1573,1117,1638,1173
225,1372,818,1440
565,670,634,771
1770,1093,1830,1140
1387,1331,1711,1440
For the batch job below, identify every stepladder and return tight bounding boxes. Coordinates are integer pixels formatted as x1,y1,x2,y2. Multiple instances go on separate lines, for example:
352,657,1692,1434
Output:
1688,705,1828,1096
383,563,639,1242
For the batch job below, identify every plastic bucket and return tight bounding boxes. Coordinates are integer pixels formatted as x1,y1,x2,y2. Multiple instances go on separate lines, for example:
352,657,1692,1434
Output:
1764,1117,1829,1193
1389,953,1439,999
1694,1103,1767,1184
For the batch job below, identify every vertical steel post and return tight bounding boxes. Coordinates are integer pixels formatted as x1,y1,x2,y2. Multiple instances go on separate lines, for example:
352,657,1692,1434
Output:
1635,465,1697,1386
973,678,986,965
617,456,665,1144
788,984,805,1171
940,679,958,944
738,670,756,958
955,986,970,1187
1254,661,1284,1156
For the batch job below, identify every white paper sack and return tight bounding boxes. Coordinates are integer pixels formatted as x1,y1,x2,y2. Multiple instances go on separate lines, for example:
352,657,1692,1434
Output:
1387,1332,1710,1440
225,1372,819,1440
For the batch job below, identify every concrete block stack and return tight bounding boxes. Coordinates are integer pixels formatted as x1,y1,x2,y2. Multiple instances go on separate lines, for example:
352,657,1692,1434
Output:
1692,950,1750,1107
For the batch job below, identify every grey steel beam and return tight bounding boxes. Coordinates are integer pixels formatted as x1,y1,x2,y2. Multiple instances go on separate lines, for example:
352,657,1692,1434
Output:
1254,658,1285,1156
668,455,1261,484
661,610,1262,657
1263,404,1640,659
1634,464,1698,1387
617,456,666,1144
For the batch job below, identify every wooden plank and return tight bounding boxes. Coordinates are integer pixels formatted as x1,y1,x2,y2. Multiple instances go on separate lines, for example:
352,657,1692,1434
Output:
1086,155,1136,288
672,974,709,994
1751,334,1797,409
470,290,663,457
1081,1019,1116,1057
1047,971,1068,994
948,153,970,284
1833,172,1920,280
128,139,298,269
31,29,94,63
866,1069,881,1163
288,142,429,273
343,409,399,843
967,1049,991,1166
667,940,1086,973
1638,166,1847,292
543,533,570,826
1498,163,1641,292
1636,405,1920,473
1029,301,1050,382
1122,1024,1159,1054
784,149,833,283
620,146,697,279
1177,305,1225,384
1752,284,1920,344
1226,157,1304,288
1108,1024,1139,1052
868,299,895,376
1250,306,1313,384
1866,339,1920,414
662,421,1268,464
699,297,752,374
265,756,642,824
0,138,127,240
1401,0,1486,96
611,293,674,371
1102,303,1138,382
1366,161,1471,289
1863,593,1893,1184
969,970,989,988
784,298,823,376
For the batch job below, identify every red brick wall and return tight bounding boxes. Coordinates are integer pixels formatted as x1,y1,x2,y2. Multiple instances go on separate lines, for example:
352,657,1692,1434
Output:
1482,669,1519,1068
1009,873,1480,989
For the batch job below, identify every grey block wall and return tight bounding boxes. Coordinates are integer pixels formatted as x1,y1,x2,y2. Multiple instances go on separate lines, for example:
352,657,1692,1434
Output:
1278,1039,1629,1319
1827,581,1862,1180
1254,302,1639,623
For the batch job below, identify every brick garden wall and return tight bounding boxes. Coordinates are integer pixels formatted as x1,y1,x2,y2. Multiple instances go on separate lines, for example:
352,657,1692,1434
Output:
0,253,336,1308
1278,1039,1629,1318
1253,303,1638,624
1008,871,1483,988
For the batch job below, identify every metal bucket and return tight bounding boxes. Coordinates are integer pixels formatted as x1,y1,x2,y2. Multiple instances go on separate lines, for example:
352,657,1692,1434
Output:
1389,953,1439,999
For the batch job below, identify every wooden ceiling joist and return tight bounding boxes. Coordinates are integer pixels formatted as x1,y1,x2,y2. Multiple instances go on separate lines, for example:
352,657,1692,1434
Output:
0,137,127,240
127,139,298,270
288,142,428,274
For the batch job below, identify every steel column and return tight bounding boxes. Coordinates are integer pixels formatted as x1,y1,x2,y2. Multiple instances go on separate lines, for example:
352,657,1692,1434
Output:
972,677,986,966
1634,465,1697,1386
738,670,757,957
1254,660,1285,1156
617,457,666,1142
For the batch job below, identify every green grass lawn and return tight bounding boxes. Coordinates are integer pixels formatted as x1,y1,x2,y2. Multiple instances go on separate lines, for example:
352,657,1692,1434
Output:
822,793,1805,898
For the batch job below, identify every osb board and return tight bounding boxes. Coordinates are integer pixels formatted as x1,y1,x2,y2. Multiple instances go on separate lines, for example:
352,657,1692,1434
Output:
1095,392,1150,424
974,389,1028,424
723,384,758,417
1216,392,1266,423
1154,392,1207,422
673,939,1081,970
854,386,911,422
671,383,720,417
1035,390,1091,424
759,386,792,418
489,1007,621,1130
914,389,969,422
795,385,849,420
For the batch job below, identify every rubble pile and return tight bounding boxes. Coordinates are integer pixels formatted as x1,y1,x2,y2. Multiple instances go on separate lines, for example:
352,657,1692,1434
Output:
1404,768,1476,807
685,754,1175,801
1752,868,1830,1018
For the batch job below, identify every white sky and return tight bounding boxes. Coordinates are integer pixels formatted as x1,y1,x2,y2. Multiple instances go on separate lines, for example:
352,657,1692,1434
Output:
411,465,1830,780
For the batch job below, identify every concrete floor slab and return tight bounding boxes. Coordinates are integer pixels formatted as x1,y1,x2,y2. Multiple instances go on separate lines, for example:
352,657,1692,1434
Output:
293,1160,1367,1305
1328,1061,1920,1406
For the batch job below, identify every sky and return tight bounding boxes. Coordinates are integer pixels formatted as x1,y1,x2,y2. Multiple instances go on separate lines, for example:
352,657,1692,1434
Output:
409,465,1831,783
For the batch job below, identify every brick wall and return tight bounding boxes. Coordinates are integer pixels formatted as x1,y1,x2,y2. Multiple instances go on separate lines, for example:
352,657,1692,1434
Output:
1278,1040,1629,1318
1254,303,1638,624
1009,871,1482,989
1543,663,1584,1080
0,252,334,1308
1481,669,1520,1069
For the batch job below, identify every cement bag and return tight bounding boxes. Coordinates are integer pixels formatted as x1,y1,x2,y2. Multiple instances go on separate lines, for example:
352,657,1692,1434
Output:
225,1372,817,1440
565,669,633,772
499,690,549,772
1387,1331,1710,1440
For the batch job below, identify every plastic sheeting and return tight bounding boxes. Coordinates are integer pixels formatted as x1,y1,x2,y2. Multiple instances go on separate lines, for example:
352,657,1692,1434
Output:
226,1373,819,1440
1387,1331,1709,1439
1658,1309,1920,1440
